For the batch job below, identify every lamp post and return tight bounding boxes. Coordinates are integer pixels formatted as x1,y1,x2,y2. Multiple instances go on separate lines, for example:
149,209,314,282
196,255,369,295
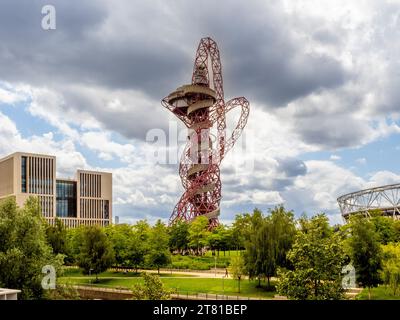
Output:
222,275,225,297
89,269,94,284
214,255,217,277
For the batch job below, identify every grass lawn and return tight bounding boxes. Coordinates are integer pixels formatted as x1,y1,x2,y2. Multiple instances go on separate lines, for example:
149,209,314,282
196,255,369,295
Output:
59,271,276,298
162,278,276,298
171,254,233,270
357,285,400,300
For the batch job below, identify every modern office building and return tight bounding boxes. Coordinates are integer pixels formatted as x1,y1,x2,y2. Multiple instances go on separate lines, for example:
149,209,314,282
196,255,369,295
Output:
0,152,112,228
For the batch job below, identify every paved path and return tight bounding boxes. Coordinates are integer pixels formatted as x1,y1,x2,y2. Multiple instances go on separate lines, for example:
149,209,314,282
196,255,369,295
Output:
66,276,204,280
114,268,280,280
111,268,233,279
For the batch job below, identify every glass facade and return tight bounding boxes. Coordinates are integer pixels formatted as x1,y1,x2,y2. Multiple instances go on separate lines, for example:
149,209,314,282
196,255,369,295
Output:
21,156,27,193
56,180,77,217
104,200,109,219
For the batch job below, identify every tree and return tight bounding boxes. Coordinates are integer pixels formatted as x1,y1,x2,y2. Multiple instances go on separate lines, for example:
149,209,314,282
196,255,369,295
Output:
381,243,400,296
132,272,171,300
146,251,170,275
243,209,265,286
0,197,63,299
244,206,296,288
188,216,210,255
66,226,84,264
393,220,400,242
268,206,296,270
277,214,346,300
231,213,252,250
134,220,151,242
232,209,264,252
127,232,146,273
105,223,133,267
207,225,223,256
219,225,233,255
246,218,269,287
229,255,246,293
168,220,189,254
76,226,115,281
370,211,398,244
46,217,68,255
146,220,171,274
345,214,383,299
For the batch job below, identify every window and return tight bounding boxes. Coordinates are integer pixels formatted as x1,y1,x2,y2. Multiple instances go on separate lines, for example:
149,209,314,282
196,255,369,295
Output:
21,156,27,193
104,200,109,219
56,180,77,217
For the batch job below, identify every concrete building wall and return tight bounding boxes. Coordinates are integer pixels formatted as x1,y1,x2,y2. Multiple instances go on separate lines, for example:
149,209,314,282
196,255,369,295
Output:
0,157,14,197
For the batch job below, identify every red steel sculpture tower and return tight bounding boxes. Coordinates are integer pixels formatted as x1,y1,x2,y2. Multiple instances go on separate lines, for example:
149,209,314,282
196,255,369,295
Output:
162,37,250,228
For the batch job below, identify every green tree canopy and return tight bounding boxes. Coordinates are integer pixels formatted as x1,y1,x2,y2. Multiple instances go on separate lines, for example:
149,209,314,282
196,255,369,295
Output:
244,206,296,288
146,220,171,274
132,272,171,300
168,220,189,254
76,225,115,281
345,214,383,299
229,255,246,293
231,213,252,250
105,223,134,267
188,216,210,255
369,211,400,244
381,243,400,296
134,220,151,242
127,230,147,272
277,214,346,300
207,224,225,255
0,197,63,299
46,217,68,256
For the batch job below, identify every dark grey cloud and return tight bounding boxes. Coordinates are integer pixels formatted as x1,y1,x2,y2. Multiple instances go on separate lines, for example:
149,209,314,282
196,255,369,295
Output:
0,0,352,141
0,0,189,94
223,38,347,107
277,158,307,177
296,115,371,149
312,29,341,45
222,157,307,196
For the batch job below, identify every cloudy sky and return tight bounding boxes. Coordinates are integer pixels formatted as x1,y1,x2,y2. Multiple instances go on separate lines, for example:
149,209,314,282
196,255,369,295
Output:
1,0,400,225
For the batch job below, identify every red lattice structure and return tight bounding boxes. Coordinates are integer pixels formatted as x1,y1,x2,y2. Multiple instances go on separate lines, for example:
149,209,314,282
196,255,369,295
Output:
162,37,250,228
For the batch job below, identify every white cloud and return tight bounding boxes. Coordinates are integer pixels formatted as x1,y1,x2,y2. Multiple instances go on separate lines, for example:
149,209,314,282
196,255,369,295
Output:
223,190,284,207
0,81,30,105
80,131,135,163
287,160,365,212
366,171,400,188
